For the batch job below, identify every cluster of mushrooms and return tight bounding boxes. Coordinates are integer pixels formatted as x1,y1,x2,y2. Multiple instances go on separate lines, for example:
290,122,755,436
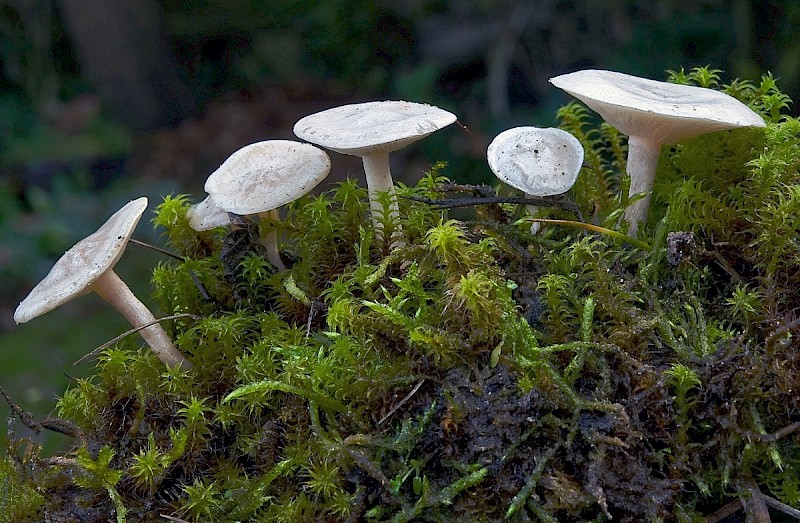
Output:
13,70,765,369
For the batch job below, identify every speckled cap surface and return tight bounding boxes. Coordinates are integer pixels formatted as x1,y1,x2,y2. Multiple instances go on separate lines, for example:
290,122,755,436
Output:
488,127,583,196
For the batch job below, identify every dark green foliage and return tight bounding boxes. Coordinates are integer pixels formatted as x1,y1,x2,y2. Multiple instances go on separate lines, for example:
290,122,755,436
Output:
3,68,800,521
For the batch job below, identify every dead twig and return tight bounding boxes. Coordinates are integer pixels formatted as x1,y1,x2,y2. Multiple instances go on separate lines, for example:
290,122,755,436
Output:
405,194,580,214
129,238,183,261
73,313,200,365
1,386,83,440
378,379,426,426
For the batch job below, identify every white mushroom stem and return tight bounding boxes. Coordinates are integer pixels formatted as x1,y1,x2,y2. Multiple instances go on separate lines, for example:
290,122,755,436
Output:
623,136,663,238
92,269,192,369
259,209,286,271
525,203,542,234
362,153,400,232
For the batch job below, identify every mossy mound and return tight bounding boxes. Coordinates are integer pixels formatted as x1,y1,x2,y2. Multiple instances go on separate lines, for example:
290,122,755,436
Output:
3,68,799,522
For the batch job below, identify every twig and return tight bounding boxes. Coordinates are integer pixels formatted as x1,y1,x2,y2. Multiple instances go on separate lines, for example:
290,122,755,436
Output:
73,313,199,365
405,194,580,213
455,120,485,159
378,379,426,425
761,494,800,519
129,238,183,261
739,477,771,523
130,238,212,300
752,421,800,443
765,316,800,353
706,498,743,523
1,387,82,439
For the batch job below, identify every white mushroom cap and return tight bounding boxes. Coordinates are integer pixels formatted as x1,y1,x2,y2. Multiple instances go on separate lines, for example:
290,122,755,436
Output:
549,69,765,145
15,197,148,323
487,127,584,197
292,100,457,156
549,69,766,238
204,140,331,216
187,195,231,231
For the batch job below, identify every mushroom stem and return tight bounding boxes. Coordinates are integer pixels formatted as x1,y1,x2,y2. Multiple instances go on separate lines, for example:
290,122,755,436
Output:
362,153,400,232
259,209,286,271
525,203,542,234
623,136,662,238
92,269,192,369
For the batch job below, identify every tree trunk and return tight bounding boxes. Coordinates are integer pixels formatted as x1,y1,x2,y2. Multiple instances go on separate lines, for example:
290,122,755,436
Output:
59,0,196,130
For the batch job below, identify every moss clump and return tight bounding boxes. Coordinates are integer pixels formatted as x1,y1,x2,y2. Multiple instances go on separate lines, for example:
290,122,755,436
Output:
3,68,800,521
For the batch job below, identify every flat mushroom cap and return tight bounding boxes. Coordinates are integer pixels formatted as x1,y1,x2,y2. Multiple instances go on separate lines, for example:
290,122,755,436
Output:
549,70,766,145
488,127,584,196
293,101,457,156
14,197,148,324
204,140,331,216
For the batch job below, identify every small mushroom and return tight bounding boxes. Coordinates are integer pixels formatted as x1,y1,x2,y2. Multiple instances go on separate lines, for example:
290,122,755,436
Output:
202,140,331,271
487,126,584,232
550,69,765,237
187,196,232,231
14,197,191,369
293,100,457,233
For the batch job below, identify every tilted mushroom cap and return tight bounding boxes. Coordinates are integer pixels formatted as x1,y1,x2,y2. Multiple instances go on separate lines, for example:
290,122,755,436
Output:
549,70,765,145
487,127,584,196
204,140,331,216
292,101,457,156
15,197,147,324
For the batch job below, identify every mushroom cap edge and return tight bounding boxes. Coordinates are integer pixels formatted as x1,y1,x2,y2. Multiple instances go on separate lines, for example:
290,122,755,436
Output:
293,100,457,156
204,140,332,216
549,69,766,145
14,197,148,324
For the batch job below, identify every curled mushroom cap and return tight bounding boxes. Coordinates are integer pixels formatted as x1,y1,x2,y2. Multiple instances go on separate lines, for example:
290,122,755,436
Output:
293,101,457,233
15,198,191,369
488,127,584,197
204,140,331,216
550,69,765,237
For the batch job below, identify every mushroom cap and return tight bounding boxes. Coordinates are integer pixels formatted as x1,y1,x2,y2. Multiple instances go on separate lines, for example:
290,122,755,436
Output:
549,70,765,145
14,197,148,324
204,140,331,216
187,195,231,231
487,127,584,196
293,100,457,156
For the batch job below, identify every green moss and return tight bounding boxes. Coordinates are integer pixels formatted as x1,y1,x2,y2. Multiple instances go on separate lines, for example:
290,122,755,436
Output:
4,68,800,521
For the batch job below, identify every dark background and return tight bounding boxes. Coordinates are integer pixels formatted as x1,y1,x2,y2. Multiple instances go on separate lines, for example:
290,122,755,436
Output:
1,0,798,450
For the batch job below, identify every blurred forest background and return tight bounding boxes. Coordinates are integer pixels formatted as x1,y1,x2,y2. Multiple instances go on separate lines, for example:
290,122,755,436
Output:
1,0,799,451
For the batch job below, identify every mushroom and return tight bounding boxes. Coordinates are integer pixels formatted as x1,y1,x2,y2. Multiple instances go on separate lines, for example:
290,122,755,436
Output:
487,126,584,232
14,197,191,369
293,100,457,233
549,69,765,237
186,196,232,231
202,140,331,271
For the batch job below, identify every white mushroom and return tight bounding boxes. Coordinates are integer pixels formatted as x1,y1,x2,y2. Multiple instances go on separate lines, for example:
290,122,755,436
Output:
550,69,765,237
293,100,457,234
203,140,331,271
14,198,191,369
187,196,232,231
487,126,584,233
